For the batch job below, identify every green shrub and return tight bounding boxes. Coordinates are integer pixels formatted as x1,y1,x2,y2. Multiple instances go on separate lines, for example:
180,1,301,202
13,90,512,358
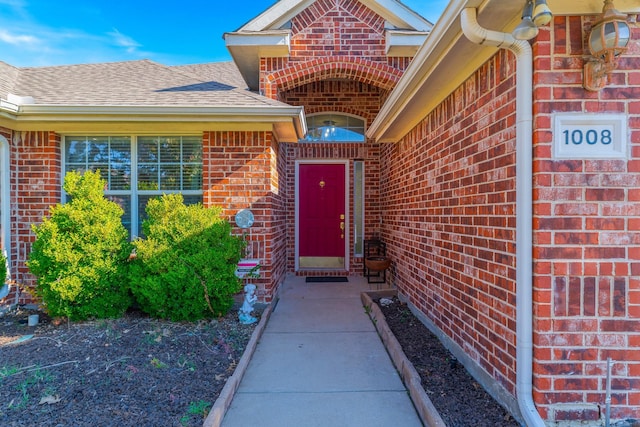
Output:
27,171,132,320
0,251,7,285
129,194,245,321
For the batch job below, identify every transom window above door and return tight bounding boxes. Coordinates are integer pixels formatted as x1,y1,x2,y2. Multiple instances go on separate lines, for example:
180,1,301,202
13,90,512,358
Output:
303,113,365,143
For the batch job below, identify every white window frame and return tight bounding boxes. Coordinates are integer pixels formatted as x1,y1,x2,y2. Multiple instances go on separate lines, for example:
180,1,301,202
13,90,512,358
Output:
0,135,10,261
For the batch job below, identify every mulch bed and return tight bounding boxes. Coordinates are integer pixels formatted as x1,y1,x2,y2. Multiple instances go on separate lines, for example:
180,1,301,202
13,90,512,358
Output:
0,305,258,427
376,296,520,427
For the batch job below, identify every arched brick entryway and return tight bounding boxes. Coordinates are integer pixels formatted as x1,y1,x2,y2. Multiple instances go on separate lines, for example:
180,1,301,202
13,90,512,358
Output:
262,56,403,100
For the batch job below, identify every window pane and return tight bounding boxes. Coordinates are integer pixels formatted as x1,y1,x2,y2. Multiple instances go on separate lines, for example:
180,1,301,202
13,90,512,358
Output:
87,137,110,163
137,195,156,237
65,139,87,164
108,195,132,236
182,137,202,162
160,137,181,162
354,161,364,256
109,139,131,190
138,138,158,163
65,136,132,192
304,114,365,143
183,164,202,190
160,164,181,190
138,164,159,190
183,195,203,206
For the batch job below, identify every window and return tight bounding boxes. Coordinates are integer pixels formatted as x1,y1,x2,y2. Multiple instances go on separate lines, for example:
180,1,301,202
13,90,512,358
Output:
64,135,202,237
304,113,365,142
353,161,365,256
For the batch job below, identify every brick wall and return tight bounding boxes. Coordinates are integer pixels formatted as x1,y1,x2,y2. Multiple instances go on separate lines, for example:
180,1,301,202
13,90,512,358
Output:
531,16,640,423
280,80,384,125
289,0,386,62
380,13,640,425
380,48,520,397
8,130,61,297
259,0,405,99
203,130,279,301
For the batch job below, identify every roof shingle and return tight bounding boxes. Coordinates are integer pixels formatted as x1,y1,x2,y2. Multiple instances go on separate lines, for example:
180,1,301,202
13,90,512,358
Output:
4,60,285,108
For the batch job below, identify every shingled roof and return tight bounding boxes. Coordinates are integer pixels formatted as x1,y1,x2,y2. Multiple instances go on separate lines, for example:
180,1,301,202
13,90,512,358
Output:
2,60,285,108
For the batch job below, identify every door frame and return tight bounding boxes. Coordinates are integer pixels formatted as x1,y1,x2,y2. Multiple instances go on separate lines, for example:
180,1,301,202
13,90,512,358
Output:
295,160,350,272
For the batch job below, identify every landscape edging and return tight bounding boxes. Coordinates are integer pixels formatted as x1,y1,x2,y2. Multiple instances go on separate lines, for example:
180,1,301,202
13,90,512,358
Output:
203,301,274,427
361,290,447,427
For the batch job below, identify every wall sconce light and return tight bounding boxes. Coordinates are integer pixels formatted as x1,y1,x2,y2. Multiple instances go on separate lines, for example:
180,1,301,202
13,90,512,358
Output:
532,0,553,26
583,0,631,91
513,0,553,40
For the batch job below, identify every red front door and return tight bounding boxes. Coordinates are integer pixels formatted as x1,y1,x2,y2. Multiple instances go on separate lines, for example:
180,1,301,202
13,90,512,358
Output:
298,163,346,269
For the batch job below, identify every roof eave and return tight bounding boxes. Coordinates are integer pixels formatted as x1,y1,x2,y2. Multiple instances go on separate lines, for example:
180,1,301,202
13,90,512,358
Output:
238,0,433,32
224,31,291,91
368,0,532,142
0,104,307,142
368,0,640,143
385,30,430,56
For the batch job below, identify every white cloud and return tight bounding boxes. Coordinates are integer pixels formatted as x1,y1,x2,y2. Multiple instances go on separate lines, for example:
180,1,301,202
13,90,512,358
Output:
0,29,38,45
108,28,142,54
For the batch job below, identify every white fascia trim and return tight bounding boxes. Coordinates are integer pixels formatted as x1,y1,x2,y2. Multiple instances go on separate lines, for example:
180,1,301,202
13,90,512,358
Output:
238,0,312,31
0,100,19,113
367,0,433,30
224,30,291,51
385,30,429,56
238,0,433,32
5,104,302,117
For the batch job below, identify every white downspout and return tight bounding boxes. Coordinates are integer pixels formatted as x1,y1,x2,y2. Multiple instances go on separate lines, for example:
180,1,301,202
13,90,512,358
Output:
460,8,544,427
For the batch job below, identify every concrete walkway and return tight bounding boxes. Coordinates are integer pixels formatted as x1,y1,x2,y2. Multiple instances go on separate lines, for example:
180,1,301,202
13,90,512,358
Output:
221,275,423,427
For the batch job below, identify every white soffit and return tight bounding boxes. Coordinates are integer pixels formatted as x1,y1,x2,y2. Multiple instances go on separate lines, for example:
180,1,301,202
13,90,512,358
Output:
548,0,640,15
224,31,291,91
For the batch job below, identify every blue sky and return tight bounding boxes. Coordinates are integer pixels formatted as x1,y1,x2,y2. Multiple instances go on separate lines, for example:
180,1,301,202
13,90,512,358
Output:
0,0,448,67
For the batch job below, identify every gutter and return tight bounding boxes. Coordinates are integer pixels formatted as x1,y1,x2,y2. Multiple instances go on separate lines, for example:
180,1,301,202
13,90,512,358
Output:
460,8,544,427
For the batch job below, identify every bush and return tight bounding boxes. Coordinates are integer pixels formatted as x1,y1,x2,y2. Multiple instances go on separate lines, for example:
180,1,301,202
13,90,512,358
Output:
27,171,133,320
129,194,245,321
0,251,7,285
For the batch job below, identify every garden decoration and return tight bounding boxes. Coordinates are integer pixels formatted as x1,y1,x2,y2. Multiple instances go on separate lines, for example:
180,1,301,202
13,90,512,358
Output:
238,284,258,324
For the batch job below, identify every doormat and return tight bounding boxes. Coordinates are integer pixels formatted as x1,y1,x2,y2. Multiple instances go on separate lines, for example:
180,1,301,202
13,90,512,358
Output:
305,276,349,283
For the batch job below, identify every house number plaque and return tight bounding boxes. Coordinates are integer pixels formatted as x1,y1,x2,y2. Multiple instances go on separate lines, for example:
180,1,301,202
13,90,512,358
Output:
553,113,627,160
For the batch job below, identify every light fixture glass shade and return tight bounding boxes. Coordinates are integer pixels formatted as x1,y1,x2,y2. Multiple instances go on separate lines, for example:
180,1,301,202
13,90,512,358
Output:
513,0,539,40
513,18,539,40
533,0,553,26
583,0,632,92
588,5,630,59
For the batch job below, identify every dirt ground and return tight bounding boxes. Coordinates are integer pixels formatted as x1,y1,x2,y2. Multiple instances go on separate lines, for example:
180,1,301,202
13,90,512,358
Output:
0,305,257,427
2,295,521,427
377,296,521,427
